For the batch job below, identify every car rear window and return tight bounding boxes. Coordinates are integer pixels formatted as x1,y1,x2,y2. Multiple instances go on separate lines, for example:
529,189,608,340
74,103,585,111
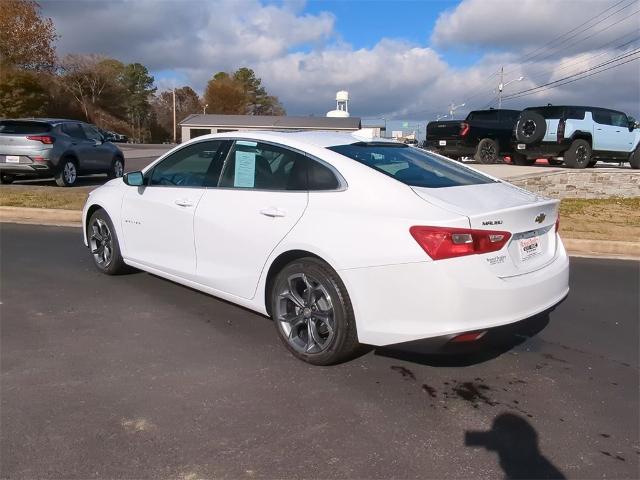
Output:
0,121,51,134
328,143,495,188
525,107,564,119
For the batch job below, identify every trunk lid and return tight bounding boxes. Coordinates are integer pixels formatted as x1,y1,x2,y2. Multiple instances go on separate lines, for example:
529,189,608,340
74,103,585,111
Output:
0,121,53,158
426,120,464,141
412,182,559,277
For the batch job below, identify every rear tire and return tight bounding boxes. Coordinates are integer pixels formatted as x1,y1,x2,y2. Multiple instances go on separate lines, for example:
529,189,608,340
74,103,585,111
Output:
475,138,500,164
55,158,78,187
587,160,597,168
0,173,15,184
564,139,592,169
511,153,536,166
270,257,359,365
107,156,124,179
87,209,130,275
629,147,640,169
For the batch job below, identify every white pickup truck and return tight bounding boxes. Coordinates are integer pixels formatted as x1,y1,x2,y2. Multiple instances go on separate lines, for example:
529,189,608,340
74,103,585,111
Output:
512,105,640,169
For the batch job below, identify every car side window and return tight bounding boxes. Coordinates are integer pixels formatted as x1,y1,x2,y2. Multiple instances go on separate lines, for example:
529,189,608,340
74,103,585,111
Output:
592,110,611,125
62,123,87,139
565,107,585,120
610,112,628,128
307,158,339,190
149,140,226,188
82,125,103,142
219,141,307,191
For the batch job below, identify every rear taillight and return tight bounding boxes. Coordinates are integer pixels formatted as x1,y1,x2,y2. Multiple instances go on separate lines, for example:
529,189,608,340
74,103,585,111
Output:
555,216,560,233
557,119,565,143
460,122,470,137
410,226,511,260
26,135,54,144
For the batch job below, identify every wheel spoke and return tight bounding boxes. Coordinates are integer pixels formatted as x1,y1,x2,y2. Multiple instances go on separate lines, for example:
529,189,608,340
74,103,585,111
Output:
280,312,305,328
306,320,320,352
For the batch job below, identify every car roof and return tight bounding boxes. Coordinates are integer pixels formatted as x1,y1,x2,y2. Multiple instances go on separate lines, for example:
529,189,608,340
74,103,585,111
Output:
195,129,400,149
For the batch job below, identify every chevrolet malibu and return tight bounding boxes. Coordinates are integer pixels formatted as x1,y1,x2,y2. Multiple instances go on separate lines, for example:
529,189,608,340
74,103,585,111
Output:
82,130,569,365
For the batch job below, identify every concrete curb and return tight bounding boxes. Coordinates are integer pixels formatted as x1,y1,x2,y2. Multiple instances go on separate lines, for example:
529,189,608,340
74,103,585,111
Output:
1,206,638,260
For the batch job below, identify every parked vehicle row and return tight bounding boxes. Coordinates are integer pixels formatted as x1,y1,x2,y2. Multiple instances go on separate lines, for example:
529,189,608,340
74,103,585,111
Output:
426,105,640,169
82,130,569,365
0,119,124,186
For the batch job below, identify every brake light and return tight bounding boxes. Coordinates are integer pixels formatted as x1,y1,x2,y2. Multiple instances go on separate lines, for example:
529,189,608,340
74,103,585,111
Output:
557,119,565,143
460,122,470,137
26,135,55,144
410,226,511,260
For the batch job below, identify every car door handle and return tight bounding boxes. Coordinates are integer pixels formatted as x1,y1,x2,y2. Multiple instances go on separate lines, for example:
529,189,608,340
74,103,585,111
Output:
260,207,286,218
174,199,195,207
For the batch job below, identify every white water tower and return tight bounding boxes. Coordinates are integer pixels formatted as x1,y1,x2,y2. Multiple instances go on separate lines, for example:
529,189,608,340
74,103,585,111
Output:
326,90,350,117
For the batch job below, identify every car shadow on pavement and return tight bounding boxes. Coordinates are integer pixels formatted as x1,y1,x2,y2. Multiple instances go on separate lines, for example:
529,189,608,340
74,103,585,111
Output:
374,314,551,367
465,413,566,479
9,176,108,188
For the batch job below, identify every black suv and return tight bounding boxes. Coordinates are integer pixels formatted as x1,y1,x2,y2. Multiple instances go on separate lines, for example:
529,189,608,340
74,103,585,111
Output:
425,109,521,163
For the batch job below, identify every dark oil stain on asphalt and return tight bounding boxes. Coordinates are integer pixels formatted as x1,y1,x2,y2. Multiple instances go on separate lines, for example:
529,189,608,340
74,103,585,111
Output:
600,433,611,438
390,365,416,381
601,451,626,462
542,353,569,363
421,384,437,398
452,382,497,407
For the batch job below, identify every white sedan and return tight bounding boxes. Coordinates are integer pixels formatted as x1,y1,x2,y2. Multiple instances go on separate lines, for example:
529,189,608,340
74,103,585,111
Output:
82,130,569,365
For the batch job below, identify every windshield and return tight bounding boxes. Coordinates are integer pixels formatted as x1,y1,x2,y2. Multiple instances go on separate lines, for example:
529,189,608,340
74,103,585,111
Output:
328,143,495,188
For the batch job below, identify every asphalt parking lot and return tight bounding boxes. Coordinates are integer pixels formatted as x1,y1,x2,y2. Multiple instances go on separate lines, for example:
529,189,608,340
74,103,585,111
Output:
1,223,638,479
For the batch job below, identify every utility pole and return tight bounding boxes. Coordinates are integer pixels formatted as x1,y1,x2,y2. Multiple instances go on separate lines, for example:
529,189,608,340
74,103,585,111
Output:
448,102,465,117
203,104,208,115
172,88,176,144
498,66,504,109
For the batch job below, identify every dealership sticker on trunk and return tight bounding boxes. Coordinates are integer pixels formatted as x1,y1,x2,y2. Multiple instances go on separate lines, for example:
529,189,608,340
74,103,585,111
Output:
5,155,20,163
439,140,446,146
519,236,541,261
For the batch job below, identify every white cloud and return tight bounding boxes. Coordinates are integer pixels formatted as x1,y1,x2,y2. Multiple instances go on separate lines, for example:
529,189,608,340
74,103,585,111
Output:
40,0,640,121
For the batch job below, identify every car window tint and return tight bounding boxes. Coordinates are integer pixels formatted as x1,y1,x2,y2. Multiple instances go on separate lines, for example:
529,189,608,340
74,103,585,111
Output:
307,158,339,190
592,109,611,125
329,143,495,188
62,123,87,139
0,121,51,134
467,111,497,122
219,141,307,190
150,140,225,187
82,125,102,141
610,111,628,127
565,107,585,120
527,107,564,119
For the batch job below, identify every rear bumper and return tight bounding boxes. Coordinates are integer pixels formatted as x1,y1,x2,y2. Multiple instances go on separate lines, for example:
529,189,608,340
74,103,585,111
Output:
513,141,571,158
425,140,475,158
0,162,52,176
340,237,570,346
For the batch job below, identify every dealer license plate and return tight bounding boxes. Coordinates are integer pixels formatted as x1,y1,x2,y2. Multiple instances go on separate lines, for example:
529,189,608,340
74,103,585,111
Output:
517,143,526,150
5,155,20,163
439,140,446,146
519,236,541,261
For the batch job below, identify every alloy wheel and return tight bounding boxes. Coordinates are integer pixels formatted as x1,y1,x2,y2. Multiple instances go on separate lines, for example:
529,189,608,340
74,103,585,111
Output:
114,160,124,177
481,143,496,162
64,162,77,184
576,145,588,163
89,218,113,267
275,273,335,354
522,120,536,138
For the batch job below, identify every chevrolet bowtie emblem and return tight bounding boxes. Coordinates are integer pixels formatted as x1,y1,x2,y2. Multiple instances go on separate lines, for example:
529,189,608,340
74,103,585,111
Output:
535,213,546,224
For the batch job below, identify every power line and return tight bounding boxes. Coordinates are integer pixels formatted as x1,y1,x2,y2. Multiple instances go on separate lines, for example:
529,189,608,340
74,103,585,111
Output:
504,0,635,72
502,48,640,99
502,55,640,101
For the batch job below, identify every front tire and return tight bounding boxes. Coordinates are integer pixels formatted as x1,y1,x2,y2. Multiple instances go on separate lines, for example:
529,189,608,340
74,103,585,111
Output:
0,173,15,184
55,158,78,187
475,138,500,164
108,156,124,179
564,139,592,169
629,147,640,169
88,209,129,275
270,257,359,365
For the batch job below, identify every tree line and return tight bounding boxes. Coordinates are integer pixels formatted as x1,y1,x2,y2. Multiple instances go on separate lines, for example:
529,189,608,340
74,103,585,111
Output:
0,0,285,143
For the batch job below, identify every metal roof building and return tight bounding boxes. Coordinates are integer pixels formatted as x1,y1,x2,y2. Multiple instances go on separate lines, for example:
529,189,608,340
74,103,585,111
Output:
179,114,361,142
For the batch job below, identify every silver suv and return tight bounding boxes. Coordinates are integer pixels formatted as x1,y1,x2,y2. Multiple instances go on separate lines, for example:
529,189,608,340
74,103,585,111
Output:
0,118,125,186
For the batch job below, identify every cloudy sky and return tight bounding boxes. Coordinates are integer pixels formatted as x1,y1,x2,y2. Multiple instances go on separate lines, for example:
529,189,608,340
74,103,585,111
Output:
41,0,640,123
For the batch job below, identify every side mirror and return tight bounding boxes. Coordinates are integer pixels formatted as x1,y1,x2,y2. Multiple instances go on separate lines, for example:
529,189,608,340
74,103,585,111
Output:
123,171,144,186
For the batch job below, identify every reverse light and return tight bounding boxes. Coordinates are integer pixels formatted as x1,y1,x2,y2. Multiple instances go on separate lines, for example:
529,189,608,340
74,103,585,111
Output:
27,135,55,144
460,122,470,137
410,226,511,260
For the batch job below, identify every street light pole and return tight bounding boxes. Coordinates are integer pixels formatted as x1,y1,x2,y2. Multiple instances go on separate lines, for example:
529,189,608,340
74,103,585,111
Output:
172,88,176,144
203,104,208,115
498,66,524,108
448,102,466,117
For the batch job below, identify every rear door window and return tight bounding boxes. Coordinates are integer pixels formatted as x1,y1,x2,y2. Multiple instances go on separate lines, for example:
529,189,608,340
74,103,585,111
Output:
0,121,51,134
526,107,564,119
329,143,495,188
219,141,308,191
62,123,88,139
